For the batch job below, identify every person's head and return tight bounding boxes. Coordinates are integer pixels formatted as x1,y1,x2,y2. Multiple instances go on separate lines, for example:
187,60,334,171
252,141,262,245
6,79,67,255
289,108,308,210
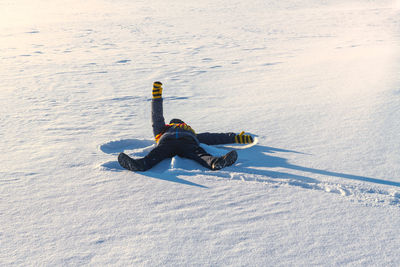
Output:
169,118,184,124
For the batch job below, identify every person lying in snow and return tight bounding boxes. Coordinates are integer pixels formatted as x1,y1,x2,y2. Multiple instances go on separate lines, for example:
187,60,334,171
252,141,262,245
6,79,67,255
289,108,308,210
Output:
118,81,254,171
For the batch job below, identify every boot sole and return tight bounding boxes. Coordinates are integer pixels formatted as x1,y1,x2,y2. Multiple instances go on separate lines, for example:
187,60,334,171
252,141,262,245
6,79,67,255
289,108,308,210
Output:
212,150,238,170
118,152,143,171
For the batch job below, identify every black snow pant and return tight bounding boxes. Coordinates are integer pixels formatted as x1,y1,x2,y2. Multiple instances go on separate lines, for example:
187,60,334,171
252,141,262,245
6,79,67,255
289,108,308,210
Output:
140,138,217,170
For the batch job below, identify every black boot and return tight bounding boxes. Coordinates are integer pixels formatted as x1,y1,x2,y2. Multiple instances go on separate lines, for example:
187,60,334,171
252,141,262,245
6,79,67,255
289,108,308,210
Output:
211,150,238,171
118,153,146,171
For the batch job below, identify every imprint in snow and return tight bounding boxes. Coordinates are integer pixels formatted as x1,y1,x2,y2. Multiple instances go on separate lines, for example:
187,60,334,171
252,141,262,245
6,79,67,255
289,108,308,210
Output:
261,62,282,66
100,139,155,154
100,139,400,203
0,178,20,183
95,239,105,244
116,59,131,64
109,96,140,101
389,191,400,198
101,161,124,171
338,187,350,196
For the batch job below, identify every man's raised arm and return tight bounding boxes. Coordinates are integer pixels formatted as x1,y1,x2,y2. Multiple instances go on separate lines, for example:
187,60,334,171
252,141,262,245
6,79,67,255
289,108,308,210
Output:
151,81,166,137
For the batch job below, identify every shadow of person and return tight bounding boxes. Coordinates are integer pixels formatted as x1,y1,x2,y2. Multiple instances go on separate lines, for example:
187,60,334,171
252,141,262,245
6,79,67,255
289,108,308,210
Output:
101,159,208,189
124,145,319,189
100,139,208,188
233,144,400,188
100,139,400,188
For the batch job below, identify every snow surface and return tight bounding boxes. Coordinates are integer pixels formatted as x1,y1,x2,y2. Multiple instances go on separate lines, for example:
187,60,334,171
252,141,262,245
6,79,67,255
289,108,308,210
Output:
1,0,400,266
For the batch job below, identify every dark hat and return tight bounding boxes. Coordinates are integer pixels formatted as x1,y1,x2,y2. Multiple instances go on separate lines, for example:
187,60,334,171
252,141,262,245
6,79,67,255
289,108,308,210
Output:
169,118,184,124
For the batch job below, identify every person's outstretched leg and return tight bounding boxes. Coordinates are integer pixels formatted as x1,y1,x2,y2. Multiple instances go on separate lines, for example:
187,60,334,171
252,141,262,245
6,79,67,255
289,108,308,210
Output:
118,152,148,171
118,141,177,171
179,140,238,170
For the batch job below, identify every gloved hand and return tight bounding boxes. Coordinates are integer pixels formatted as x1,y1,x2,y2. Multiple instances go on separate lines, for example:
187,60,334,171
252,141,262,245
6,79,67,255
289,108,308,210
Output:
235,131,254,144
152,81,163,99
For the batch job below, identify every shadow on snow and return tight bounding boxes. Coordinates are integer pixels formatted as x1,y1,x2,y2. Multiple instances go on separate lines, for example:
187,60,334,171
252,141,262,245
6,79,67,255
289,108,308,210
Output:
100,139,400,188
234,145,400,188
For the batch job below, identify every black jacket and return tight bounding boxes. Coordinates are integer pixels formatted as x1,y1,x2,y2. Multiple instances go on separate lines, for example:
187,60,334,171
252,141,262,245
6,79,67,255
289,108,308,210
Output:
152,98,236,145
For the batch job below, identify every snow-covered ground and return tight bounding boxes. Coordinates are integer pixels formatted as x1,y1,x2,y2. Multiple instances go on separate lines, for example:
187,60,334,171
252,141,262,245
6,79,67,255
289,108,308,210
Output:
1,0,400,265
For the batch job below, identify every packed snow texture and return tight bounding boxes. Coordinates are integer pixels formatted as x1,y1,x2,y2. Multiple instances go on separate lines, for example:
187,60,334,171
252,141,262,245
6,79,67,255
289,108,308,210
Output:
1,0,400,266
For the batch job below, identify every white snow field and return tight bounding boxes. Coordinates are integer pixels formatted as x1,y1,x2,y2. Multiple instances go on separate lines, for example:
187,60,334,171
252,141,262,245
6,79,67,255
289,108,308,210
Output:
1,0,400,266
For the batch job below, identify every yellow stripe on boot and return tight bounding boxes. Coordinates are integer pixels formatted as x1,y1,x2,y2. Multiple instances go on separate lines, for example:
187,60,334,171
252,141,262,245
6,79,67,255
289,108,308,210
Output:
235,131,253,144
152,81,163,99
